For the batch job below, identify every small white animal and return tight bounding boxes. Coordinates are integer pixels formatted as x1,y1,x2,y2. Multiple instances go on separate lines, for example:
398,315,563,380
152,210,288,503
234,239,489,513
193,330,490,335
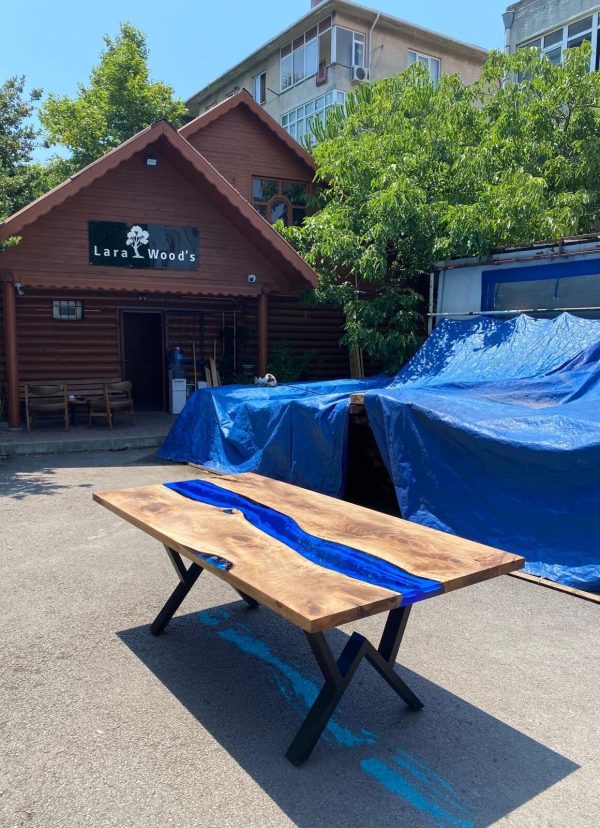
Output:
254,373,278,387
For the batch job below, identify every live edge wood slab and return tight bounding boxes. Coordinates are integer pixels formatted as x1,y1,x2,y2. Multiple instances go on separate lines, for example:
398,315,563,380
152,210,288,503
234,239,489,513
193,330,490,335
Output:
93,472,524,633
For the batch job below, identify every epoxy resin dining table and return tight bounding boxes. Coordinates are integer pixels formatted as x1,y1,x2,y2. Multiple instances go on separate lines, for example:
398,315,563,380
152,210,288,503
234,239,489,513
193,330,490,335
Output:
93,472,524,765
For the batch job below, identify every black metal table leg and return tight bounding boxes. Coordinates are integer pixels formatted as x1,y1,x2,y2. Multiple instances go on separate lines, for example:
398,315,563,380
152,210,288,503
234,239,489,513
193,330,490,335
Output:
234,589,260,608
150,546,260,636
286,605,422,766
150,547,204,636
365,606,424,710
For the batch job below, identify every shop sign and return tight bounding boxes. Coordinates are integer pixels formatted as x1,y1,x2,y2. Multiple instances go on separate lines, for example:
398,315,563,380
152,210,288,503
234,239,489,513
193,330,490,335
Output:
88,221,199,270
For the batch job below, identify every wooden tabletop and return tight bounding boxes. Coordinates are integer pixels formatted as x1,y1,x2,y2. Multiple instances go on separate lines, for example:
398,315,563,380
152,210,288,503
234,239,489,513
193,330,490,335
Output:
93,472,524,632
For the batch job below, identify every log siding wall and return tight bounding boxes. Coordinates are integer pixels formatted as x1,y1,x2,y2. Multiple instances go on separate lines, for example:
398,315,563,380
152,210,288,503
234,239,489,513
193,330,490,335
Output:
185,108,315,201
0,291,349,389
245,296,349,380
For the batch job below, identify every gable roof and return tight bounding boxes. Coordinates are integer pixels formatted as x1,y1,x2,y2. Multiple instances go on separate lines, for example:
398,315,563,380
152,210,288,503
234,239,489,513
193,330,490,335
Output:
0,120,317,290
179,89,316,173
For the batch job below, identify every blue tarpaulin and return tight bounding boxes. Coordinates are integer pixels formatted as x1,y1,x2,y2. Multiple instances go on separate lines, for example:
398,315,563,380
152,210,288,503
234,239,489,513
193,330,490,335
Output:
157,376,387,496
364,314,600,592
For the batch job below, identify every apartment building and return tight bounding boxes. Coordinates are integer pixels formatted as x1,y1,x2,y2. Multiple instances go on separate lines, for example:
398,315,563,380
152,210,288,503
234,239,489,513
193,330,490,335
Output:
186,0,487,145
504,0,600,69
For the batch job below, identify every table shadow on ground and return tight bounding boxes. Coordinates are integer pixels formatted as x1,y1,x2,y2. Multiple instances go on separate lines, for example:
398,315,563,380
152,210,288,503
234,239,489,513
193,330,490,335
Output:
118,601,578,828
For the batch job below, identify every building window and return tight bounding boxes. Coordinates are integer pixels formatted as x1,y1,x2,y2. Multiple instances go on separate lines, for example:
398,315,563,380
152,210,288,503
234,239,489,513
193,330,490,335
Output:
520,12,599,70
252,178,310,226
252,72,266,104
52,300,83,320
481,260,600,315
281,90,347,144
281,15,332,90
333,27,366,68
407,50,441,85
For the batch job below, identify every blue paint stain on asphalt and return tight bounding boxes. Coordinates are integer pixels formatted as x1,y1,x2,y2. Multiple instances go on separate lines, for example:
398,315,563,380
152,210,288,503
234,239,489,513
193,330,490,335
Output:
196,608,473,825
196,609,225,627
197,608,375,748
394,749,460,796
217,624,376,748
361,752,474,828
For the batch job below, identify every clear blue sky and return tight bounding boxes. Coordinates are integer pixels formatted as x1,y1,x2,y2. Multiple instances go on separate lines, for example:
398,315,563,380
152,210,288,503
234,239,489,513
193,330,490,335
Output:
2,0,507,156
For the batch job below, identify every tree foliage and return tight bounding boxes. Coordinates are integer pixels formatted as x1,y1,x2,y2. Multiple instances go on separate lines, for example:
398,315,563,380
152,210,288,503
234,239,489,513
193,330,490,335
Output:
0,76,43,222
39,22,186,170
283,45,600,371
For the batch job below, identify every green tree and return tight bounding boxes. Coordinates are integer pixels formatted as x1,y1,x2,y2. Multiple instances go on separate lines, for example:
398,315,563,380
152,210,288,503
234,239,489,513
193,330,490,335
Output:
283,45,600,371
39,22,186,170
0,76,43,220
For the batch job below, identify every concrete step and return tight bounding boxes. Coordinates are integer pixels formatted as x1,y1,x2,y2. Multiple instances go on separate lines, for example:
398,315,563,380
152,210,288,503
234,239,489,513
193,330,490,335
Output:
0,412,176,458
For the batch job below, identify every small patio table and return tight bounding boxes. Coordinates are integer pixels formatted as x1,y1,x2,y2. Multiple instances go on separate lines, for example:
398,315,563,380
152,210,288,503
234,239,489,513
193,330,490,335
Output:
93,472,524,765
67,395,90,426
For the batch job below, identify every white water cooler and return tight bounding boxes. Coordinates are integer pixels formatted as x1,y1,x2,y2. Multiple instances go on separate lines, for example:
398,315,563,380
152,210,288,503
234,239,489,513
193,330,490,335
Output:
168,371,187,414
168,347,187,414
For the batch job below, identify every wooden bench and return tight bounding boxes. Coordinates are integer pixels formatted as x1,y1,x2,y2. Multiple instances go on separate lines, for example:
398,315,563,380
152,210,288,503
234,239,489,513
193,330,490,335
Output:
15,377,123,402
4,378,124,429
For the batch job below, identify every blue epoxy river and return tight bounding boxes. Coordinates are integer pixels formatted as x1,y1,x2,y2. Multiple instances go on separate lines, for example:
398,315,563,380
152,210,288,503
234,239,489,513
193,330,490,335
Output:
165,479,442,604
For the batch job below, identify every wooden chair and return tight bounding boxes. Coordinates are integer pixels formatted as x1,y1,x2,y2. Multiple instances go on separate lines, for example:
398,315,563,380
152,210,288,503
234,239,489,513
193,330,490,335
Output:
89,381,135,429
24,384,69,431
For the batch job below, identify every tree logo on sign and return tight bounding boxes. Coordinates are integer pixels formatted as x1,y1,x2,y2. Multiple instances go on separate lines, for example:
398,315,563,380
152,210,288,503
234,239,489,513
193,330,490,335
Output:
126,225,150,259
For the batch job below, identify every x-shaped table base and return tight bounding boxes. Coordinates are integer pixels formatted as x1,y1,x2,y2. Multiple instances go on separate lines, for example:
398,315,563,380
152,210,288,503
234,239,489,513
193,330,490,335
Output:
150,546,423,765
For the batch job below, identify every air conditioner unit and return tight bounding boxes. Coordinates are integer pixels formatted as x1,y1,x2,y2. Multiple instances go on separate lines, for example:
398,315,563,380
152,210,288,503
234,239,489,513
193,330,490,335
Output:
352,65,369,83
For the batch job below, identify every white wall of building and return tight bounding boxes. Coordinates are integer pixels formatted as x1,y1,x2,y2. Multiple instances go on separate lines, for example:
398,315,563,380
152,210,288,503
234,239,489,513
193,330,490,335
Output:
506,0,600,50
437,266,484,317
436,240,600,320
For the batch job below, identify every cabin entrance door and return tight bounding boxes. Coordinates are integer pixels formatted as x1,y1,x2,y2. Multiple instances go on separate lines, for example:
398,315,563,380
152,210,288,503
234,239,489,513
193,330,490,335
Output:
121,311,165,408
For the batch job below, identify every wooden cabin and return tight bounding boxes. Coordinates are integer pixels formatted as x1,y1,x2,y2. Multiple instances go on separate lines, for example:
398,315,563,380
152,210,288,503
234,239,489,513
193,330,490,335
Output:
0,92,349,429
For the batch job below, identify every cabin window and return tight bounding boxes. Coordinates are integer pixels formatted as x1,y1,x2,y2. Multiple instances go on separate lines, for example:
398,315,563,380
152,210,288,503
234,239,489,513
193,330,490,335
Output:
252,72,266,104
52,300,84,320
252,178,309,226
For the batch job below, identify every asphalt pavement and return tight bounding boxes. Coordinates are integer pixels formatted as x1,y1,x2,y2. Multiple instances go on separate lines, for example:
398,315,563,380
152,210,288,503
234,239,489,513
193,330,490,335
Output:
1,449,598,828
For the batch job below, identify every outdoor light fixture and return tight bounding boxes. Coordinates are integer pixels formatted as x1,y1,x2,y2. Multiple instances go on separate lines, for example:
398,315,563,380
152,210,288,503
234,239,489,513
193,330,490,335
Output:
247,274,257,283
145,157,158,167
14,282,25,297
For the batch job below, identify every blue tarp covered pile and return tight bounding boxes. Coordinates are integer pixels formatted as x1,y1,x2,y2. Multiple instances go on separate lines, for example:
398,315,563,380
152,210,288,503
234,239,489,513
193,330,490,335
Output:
364,314,600,592
159,313,600,592
158,375,388,497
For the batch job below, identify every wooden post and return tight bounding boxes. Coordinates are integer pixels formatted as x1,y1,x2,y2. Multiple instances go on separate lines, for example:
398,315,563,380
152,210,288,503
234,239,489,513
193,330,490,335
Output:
258,292,269,376
2,277,20,429
349,346,365,379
